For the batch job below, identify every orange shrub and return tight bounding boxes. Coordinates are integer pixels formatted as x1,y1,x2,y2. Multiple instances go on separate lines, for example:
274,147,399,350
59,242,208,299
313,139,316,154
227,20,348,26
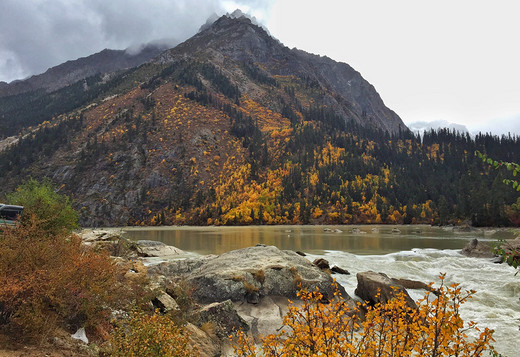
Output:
106,309,194,357
0,216,123,341
232,276,495,356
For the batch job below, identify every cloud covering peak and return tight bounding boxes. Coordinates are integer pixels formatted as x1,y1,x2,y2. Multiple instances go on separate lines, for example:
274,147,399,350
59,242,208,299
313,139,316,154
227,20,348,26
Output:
0,0,273,83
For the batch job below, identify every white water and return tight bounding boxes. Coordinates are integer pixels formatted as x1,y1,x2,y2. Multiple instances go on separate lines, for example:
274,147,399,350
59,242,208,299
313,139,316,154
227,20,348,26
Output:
306,249,520,357
124,225,520,356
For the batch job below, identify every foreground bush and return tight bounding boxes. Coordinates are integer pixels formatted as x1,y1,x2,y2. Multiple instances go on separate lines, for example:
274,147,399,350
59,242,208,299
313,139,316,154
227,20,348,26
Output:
6,178,78,235
233,275,495,356
105,309,195,357
0,217,121,341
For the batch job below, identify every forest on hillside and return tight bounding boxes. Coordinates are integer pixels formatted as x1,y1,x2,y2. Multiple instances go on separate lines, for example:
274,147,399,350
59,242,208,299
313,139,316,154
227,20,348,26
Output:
1,60,519,227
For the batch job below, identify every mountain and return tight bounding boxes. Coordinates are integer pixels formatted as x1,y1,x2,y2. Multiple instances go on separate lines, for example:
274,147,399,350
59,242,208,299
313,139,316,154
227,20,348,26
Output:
163,14,405,134
408,120,469,134
0,44,169,98
0,13,518,228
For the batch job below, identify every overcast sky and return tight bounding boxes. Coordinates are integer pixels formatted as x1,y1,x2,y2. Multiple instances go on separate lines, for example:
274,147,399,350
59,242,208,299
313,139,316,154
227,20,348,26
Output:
1,0,519,135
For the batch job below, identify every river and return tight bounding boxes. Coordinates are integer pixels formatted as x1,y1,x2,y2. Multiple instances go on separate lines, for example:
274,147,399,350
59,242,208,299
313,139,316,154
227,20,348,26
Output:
124,225,520,356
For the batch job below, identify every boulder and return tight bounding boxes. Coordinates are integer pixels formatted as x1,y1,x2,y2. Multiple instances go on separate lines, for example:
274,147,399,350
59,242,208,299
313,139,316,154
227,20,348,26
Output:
152,245,347,304
355,271,416,308
313,258,330,271
234,296,292,341
185,323,221,357
196,300,249,338
123,260,148,282
392,278,438,296
461,238,495,258
331,266,350,275
135,239,185,257
152,291,179,313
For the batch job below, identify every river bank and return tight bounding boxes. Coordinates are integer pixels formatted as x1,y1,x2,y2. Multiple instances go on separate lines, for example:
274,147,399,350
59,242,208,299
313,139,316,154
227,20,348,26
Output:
84,225,519,356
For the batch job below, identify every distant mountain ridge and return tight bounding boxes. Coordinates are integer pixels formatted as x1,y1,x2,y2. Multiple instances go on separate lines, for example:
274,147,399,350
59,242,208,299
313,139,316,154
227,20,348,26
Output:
0,44,169,97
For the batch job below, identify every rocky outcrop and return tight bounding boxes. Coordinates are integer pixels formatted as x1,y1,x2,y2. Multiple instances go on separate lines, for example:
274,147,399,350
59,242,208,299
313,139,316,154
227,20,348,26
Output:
196,300,249,338
392,278,438,296
185,323,221,357
331,266,350,275
461,239,495,258
152,292,180,313
355,271,416,308
313,258,330,271
233,295,293,341
135,240,185,257
149,245,348,304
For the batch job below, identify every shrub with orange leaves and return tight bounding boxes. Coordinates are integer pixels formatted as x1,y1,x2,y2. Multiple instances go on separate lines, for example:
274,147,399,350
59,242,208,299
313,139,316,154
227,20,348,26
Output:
0,216,123,342
232,275,495,356
106,309,195,357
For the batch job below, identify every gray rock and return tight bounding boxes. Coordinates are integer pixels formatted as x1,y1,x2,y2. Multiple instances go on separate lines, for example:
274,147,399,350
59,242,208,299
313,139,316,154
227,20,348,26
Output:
331,266,350,275
153,292,179,313
461,238,495,258
313,258,330,271
233,296,291,341
157,245,347,304
148,255,216,275
355,271,416,309
185,323,221,357
197,300,249,338
392,278,439,296
135,240,185,257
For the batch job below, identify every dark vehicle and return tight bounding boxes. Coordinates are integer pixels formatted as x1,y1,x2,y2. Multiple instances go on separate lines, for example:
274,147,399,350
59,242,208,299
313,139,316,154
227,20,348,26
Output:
0,204,24,226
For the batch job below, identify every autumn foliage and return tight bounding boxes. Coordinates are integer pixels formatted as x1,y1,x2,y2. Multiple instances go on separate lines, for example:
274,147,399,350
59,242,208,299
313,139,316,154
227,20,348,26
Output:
106,309,195,357
0,216,122,341
232,276,495,356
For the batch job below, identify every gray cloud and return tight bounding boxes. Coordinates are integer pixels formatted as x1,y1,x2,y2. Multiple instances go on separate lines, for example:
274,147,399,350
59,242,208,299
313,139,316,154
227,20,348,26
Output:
0,0,270,83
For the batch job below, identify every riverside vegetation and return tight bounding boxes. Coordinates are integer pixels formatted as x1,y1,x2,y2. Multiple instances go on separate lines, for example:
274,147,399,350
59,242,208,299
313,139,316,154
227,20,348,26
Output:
0,180,501,356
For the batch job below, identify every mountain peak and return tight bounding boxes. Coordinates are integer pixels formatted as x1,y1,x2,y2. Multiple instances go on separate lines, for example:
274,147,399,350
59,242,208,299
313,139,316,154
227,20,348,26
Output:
198,9,271,38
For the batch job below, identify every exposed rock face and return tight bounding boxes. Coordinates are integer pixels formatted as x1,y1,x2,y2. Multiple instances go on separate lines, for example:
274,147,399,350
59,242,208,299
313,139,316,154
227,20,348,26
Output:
233,296,293,341
461,238,495,258
135,239,185,257
185,322,221,357
196,300,249,338
162,14,407,135
149,245,348,304
355,271,416,308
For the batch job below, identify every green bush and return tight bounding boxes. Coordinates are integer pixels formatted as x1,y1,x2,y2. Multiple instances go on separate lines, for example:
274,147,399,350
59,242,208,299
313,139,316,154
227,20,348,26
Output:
6,178,78,235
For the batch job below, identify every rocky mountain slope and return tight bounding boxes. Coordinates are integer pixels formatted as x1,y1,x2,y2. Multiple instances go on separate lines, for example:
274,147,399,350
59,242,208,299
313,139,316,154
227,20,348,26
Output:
2,13,515,228
162,14,404,134
0,44,169,97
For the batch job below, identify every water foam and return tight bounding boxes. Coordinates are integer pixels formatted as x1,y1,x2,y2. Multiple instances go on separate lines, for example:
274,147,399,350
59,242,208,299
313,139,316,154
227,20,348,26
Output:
309,249,520,356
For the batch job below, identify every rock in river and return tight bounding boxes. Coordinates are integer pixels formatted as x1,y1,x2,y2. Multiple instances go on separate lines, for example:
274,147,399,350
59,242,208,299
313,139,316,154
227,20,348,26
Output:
355,271,416,309
461,238,495,258
149,245,348,304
